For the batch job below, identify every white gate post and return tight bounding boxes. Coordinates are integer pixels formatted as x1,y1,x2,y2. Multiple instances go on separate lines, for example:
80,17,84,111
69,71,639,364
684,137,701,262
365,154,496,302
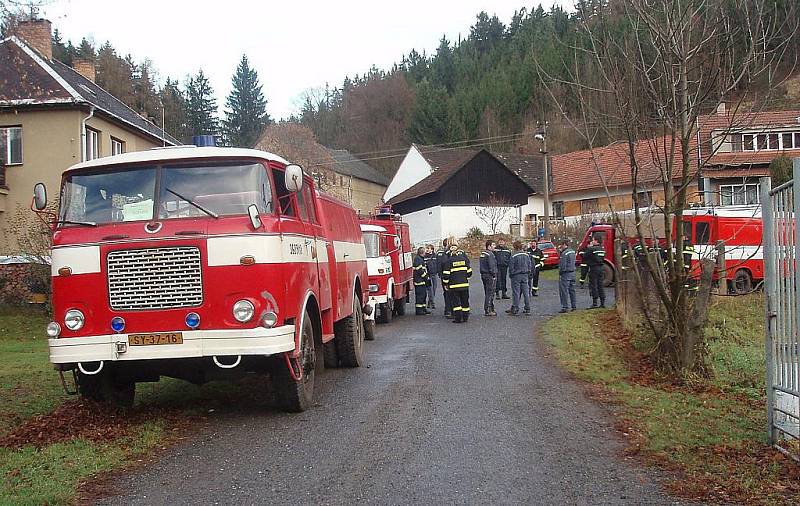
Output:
760,176,777,445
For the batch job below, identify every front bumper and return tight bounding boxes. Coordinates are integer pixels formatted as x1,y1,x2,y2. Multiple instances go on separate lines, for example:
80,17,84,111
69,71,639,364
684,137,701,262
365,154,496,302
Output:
49,325,296,364
365,295,388,322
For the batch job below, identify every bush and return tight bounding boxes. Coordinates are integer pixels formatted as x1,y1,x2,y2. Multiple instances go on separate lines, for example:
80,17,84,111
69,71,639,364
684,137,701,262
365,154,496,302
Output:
465,226,484,239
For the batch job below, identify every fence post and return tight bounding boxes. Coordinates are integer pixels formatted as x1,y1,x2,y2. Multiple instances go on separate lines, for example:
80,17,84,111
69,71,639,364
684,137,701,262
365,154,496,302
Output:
760,176,776,445
715,240,726,295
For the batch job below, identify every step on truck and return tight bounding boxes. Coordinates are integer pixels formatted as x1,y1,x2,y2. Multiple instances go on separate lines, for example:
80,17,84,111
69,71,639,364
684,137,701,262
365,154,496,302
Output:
359,206,413,330
33,146,370,412
577,205,762,294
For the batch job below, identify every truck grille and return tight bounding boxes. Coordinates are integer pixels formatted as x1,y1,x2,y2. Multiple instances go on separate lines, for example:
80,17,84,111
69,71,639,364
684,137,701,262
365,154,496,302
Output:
107,247,203,311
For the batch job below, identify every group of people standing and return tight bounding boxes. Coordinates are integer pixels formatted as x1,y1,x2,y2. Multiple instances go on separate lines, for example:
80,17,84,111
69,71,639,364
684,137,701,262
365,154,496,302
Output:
410,234,606,323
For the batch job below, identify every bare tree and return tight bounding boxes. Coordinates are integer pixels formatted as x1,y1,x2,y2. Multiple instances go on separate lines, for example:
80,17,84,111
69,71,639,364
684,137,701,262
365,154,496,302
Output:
537,0,797,374
475,193,514,235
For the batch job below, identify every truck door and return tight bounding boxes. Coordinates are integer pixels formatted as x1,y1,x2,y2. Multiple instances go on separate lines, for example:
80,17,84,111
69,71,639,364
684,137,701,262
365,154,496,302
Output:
300,183,331,312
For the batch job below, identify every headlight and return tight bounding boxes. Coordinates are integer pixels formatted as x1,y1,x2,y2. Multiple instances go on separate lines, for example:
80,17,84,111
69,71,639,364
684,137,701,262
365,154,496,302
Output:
369,284,379,293
233,300,255,322
46,322,61,337
261,311,278,328
64,309,85,331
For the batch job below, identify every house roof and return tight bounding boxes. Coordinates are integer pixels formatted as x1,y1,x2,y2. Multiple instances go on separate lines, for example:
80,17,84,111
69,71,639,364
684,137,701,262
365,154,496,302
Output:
703,166,770,179
386,145,481,204
551,136,695,196
0,36,178,146
491,151,545,194
327,148,390,186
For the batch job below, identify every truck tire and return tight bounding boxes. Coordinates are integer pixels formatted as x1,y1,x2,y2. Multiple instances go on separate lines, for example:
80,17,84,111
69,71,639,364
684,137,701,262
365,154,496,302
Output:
602,263,615,287
394,288,407,316
77,371,135,409
323,339,339,368
273,313,315,412
732,269,752,295
335,295,365,367
377,298,393,324
364,320,376,341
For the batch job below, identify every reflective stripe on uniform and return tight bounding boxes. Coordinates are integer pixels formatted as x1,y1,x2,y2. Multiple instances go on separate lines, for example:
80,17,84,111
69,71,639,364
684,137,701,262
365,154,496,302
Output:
449,283,469,289
451,266,469,272
414,282,426,286
452,306,462,311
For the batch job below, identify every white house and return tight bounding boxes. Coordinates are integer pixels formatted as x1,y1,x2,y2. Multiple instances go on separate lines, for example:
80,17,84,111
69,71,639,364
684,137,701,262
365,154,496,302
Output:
384,145,546,245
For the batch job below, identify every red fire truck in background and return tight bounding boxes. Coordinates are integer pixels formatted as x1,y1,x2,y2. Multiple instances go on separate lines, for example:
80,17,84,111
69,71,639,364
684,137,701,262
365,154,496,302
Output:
577,206,762,294
34,146,370,412
360,207,413,328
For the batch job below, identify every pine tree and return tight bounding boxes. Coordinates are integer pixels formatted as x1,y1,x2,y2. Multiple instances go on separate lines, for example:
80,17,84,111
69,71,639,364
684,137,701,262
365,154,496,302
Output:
185,69,218,137
161,77,190,142
223,55,270,147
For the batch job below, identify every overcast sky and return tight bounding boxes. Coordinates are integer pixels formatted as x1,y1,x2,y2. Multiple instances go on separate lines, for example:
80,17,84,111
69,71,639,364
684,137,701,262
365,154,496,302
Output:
41,0,565,120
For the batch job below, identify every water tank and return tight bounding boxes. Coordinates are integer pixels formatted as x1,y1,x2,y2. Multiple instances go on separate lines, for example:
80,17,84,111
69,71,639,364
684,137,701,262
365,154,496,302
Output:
192,135,216,147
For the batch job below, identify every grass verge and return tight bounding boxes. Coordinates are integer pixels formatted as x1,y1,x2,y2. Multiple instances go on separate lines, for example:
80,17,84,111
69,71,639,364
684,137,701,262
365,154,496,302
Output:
0,306,276,504
542,294,800,505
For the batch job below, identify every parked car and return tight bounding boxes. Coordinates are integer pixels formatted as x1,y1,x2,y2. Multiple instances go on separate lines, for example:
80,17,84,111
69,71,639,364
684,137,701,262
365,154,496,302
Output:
538,241,560,268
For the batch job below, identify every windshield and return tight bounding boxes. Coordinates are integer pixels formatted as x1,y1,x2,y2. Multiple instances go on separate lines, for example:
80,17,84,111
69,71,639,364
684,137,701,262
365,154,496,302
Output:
539,242,555,250
60,162,271,225
363,232,380,258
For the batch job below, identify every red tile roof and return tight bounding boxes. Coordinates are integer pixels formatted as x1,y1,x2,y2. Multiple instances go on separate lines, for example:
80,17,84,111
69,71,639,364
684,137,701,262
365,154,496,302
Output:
551,136,696,196
702,166,770,178
698,109,800,166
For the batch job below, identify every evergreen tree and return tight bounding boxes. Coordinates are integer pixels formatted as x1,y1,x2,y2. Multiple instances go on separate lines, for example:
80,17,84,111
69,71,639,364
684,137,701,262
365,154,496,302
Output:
185,69,218,137
223,55,270,148
161,77,190,142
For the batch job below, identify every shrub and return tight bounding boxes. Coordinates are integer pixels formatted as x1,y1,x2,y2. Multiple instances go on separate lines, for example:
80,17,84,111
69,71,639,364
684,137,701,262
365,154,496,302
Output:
465,226,484,239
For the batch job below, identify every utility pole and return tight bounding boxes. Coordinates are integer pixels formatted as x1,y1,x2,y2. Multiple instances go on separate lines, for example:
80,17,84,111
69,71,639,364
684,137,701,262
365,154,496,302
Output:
536,122,550,239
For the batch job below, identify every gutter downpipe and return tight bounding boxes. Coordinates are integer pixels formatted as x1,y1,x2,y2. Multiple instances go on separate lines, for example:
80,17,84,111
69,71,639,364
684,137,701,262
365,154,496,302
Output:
81,105,95,162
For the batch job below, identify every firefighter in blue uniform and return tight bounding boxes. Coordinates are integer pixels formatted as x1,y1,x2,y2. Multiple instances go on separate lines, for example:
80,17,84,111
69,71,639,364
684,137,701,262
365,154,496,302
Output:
442,241,472,323
413,247,431,315
580,234,607,308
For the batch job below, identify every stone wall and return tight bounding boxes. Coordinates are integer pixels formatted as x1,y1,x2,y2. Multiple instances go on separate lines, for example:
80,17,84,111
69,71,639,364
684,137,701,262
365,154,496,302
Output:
0,262,49,304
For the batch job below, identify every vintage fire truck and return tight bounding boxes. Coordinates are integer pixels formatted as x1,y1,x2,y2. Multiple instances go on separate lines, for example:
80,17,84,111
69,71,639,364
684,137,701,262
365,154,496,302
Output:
33,146,370,412
359,207,413,327
576,205,762,294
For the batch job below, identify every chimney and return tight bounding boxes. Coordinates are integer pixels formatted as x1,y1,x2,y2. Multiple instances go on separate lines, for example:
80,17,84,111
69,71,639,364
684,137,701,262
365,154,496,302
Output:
15,18,52,60
73,58,96,83
716,102,727,116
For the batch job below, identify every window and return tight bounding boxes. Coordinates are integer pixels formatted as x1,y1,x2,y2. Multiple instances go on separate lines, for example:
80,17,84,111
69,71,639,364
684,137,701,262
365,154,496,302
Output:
743,134,754,151
303,185,318,223
580,198,598,215
111,138,125,156
296,181,312,222
756,134,767,150
635,191,652,207
552,201,564,219
85,128,100,161
1,126,22,165
738,131,800,152
720,184,759,206
730,134,743,152
768,133,780,150
363,233,380,258
695,222,710,245
782,133,794,150
273,168,297,217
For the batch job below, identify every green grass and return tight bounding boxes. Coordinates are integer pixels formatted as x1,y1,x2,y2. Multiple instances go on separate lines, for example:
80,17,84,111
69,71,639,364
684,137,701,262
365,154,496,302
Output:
542,297,797,504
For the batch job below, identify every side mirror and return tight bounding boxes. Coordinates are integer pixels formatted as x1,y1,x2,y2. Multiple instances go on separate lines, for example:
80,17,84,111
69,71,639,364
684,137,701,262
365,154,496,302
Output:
247,204,262,230
284,164,304,193
33,183,47,211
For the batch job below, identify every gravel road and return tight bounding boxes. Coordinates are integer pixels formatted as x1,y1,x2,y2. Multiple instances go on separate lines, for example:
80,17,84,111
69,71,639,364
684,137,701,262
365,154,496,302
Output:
103,277,682,505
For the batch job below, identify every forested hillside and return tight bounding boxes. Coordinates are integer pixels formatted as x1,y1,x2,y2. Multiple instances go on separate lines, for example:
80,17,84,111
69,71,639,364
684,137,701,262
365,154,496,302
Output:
297,1,800,176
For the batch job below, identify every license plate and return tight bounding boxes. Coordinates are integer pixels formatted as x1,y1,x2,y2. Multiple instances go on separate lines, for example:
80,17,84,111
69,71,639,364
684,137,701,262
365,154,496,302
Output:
128,332,183,346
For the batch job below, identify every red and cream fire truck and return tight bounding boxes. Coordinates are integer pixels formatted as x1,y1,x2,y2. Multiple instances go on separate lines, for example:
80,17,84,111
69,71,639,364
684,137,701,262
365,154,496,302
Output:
33,146,370,412
577,205,763,294
359,207,413,326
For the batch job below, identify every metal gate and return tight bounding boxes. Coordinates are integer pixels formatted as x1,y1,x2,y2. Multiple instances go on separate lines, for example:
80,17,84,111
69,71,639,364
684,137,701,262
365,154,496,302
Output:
761,163,800,461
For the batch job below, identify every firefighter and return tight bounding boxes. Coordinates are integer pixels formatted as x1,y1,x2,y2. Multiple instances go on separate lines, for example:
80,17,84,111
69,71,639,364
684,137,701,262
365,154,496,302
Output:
494,238,511,299
413,247,431,315
682,236,698,292
480,239,498,316
580,234,607,308
436,239,453,317
442,241,472,323
424,244,438,309
527,239,545,296
506,240,531,315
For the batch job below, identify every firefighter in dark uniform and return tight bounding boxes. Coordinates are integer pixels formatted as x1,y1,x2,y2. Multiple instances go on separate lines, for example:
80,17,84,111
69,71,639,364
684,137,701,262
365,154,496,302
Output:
480,239,498,316
413,247,431,315
527,239,545,296
682,236,698,293
436,239,452,317
442,241,472,323
424,245,438,309
494,239,511,299
580,234,607,308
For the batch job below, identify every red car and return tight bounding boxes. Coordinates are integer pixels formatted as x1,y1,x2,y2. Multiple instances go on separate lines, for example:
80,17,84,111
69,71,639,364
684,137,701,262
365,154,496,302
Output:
538,241,560,268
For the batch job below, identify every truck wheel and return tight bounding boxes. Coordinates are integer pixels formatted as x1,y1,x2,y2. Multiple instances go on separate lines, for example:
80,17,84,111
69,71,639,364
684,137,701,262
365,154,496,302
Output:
732,269,752,295
602,263,615,287
323,339,339,369
377,299,393,324
394,290,407,316
335,295,365,367
273,313,315,412
77,372,135,409
364,320,376,341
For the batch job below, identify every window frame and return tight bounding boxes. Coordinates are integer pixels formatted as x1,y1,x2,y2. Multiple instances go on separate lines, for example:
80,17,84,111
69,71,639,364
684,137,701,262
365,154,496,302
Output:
110,137,125,156
85,127,100,161
719,183,759,206
580,198,598,215
1,126,23,165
